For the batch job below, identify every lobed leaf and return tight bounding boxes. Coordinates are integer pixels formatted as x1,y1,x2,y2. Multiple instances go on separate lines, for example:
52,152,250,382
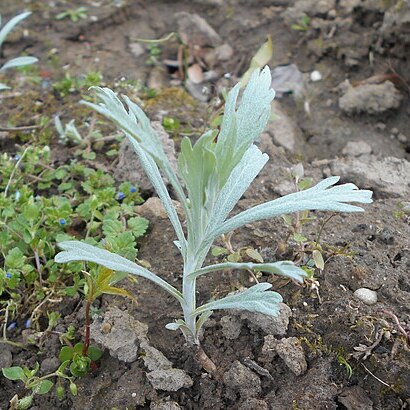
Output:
206,144,268,230
214,66,275,186
55,241,183,303
212,176,373,238
194,283,282,316
189,260,307,283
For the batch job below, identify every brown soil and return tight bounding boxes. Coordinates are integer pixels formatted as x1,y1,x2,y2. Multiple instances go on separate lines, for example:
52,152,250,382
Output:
1,0,409,409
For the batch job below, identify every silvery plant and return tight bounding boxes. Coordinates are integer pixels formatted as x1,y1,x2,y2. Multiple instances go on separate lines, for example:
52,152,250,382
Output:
0,12,38,90
55,67,372,345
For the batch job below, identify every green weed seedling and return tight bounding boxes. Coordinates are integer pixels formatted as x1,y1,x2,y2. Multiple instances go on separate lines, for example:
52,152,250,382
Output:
2,360,79,409
56,7,87,23
55,67,372,353
0,11,38,90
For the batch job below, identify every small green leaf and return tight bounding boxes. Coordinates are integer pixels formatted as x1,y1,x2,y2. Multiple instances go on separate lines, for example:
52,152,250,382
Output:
227,252,242,263
211,246,228,257
2,366,25,381
73,343,84,354
5,248,26,269
17,395,33,410
86,346,103,361
245,248,264,263
56,385,65,400
293,233,308,243
298,177,313,191
57,360,70,375
22,203,40,221
69,382,78,396
102,218,123,236
312,250,325,270
59,346,74,362
128,217,149,238
36,379,54,395
102,285,137,302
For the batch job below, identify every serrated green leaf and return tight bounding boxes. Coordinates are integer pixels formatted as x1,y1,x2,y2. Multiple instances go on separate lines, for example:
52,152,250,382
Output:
22,203,40,221
128,216,149,238
5,247,25,269
102,218,123,236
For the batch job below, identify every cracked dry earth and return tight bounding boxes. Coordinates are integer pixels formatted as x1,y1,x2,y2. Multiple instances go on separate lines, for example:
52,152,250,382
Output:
1,0,410,409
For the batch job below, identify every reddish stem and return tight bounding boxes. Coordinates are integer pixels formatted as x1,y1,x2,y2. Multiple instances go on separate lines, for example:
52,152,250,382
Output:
82,299,92,356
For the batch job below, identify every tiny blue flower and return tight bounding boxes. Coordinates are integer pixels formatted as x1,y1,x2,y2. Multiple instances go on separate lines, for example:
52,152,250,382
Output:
25,318,32,329
15,191,21,201
118,191,125,200
7,322,17,331
59,218,66,225
6,272,12,279
15,154,21,161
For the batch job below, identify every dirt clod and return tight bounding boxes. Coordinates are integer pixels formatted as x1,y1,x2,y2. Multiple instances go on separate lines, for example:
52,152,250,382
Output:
223,360,262,399
338,385,374,410
339,81,402,114
240,302,292,335
146,368,193,392
275,337,308,376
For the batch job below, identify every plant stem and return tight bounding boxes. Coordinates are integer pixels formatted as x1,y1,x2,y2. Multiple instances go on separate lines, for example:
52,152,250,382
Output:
195,346,217,375
182,254,204,344
82,299,92,355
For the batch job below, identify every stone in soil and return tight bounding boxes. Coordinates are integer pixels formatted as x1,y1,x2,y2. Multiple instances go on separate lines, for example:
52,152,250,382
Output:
220,315,242,339
342,140,372,157
90,307,191,392
175,12,222,47
353,288,378,305
0,349,12,369
40,357,60,374
275,337,308,376
328,155,410,198
240,302,292,335
150,401,181,410
266,101,305,153
146,368,193,392
240,398,269,409
259,334,278,364
91,307,148,363
223,360,262,399
339,81,402,114
338,385,374,410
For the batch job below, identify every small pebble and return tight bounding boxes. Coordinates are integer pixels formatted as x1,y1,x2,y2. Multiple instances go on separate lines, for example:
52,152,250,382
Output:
353,288,378,305
310,70,322,82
